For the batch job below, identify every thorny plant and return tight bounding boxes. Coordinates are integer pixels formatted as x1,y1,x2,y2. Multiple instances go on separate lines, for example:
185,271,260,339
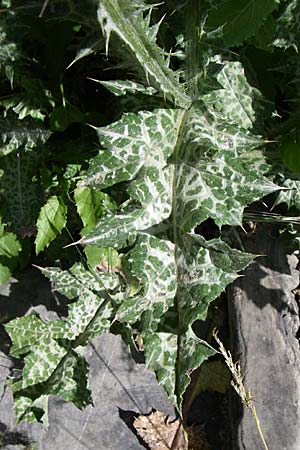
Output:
0,2,300,445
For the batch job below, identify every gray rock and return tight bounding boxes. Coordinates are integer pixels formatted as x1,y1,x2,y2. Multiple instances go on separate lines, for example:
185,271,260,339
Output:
228,229,300,450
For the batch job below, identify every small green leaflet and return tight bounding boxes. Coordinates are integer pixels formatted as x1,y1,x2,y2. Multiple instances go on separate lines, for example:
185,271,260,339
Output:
0,221,21,285
35,196,67,254
206,0,278,47
74,185,117,233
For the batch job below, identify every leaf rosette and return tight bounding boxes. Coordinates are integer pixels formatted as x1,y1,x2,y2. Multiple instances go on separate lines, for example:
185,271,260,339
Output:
4,0,283,422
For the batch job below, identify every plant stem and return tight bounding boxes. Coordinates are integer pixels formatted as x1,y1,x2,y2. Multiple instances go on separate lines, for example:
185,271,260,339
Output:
251,404,269,450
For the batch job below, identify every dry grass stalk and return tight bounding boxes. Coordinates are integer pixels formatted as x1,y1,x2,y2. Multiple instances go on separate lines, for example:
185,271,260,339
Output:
213,330,269,450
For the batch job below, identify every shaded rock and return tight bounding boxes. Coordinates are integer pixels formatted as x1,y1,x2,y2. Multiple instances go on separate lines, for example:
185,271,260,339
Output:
228,229,300,450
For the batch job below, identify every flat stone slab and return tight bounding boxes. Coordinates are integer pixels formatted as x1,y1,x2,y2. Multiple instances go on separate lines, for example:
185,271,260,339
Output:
0,269,175,450
228,230,300,450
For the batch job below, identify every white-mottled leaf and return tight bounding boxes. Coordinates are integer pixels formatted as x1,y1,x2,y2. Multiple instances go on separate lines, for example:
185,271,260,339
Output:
202,61,257,129
0,112,51,156
5,261,125,423
82,109,184,247
117,235,176,329
97,0,190,108
90,79,158,96
84,109,182,189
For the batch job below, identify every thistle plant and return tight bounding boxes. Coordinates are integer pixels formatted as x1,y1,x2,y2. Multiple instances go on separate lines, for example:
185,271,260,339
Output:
1,0,299,428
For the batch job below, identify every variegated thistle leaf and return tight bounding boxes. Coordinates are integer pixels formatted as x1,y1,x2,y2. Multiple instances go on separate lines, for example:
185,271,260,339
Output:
97,0,191,108
82,109,184,247
89,78,158,97
0,112,51,156
0,151,43,233
115,232,253,407
117,234,177,330
5,262,124,423
201,61,258,130
78,97,278,410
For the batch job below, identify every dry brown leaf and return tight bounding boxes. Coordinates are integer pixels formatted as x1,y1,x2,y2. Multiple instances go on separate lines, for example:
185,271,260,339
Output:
133,410,210,450
133,410,187,450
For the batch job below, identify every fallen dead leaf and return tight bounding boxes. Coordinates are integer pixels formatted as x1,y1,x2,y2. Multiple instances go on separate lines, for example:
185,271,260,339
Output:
133,410,210,450
134,410,187,450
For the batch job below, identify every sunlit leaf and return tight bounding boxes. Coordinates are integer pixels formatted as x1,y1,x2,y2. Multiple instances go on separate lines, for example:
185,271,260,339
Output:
35,196,67,254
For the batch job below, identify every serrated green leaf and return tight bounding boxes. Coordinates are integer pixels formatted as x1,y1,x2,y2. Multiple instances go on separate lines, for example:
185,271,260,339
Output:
74,185,116,233
84,245,121,272
35,196,67,255
207,0,278,47
0,223,21,285
273,0,300,51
